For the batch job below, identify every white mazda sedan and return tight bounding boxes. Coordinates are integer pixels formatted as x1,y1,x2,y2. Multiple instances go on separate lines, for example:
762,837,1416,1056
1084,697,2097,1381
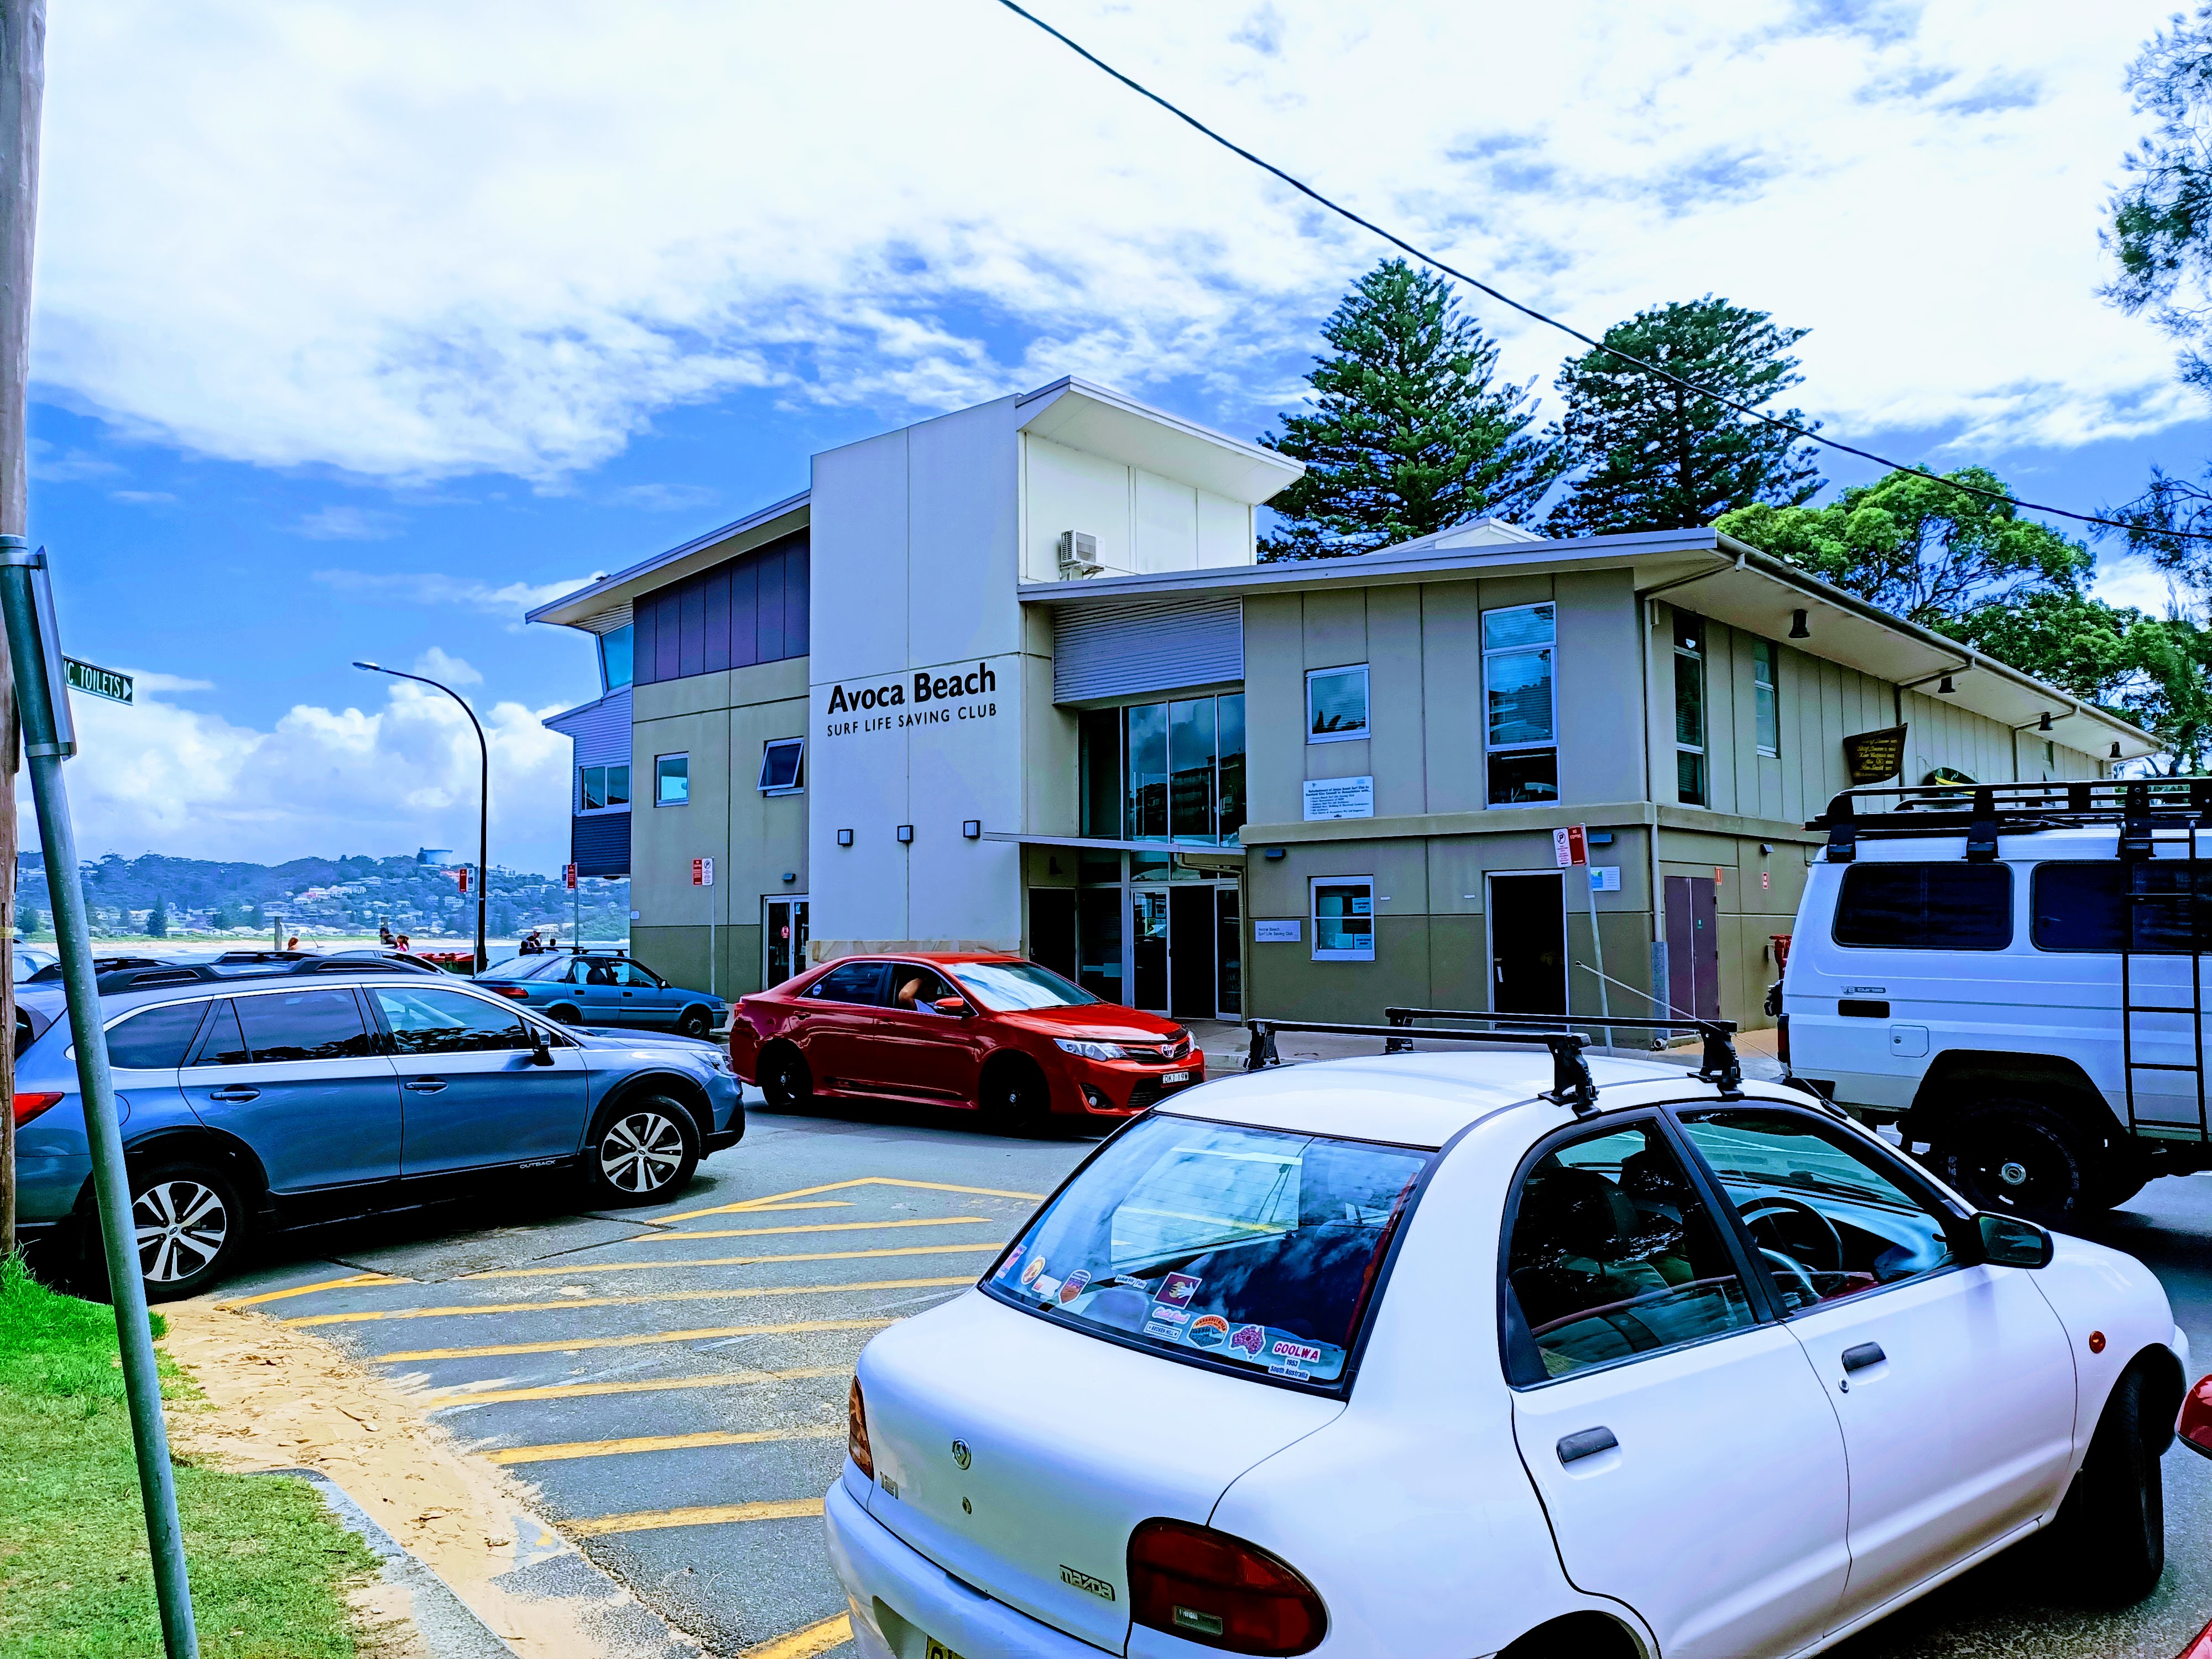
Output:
825,1038,2192,1659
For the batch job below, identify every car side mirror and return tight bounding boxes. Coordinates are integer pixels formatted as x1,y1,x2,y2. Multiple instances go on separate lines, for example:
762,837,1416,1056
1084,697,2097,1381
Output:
1973,1211,2053,1269
932,996,972,1018
2178,1376,2212,1461
528,1030,555,1066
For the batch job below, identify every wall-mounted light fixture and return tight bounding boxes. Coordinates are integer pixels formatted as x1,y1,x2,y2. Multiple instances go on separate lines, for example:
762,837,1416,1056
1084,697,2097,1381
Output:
836,828,853,847
2037,711,2053,733
1788,609,1810,640
2111,742,2124,759
962,820,981,839
1937,674,1957,695
896,824,915,843
780,871,797,884
1263,847,1287,861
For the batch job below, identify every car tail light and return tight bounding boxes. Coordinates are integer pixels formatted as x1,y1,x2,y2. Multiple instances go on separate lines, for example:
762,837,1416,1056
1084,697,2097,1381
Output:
2179,1375,2212,1460
847,1375,874,1478
489,984,531,999
12,1091,62,1128
1777,1013,1790,1066
1128,1518,1326,1655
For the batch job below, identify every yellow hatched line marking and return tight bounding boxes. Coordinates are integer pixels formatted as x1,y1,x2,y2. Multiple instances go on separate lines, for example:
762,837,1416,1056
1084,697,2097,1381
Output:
285,1277,972,1329
422,1365,848,1407
658,1176,1044,1224
217,1272,409,1307
628,1215,998,1245
487,1425,842,1465
743,1613,854,1658
463,1243,1005,1280
567,1498,824,1537
377,1316,901,1363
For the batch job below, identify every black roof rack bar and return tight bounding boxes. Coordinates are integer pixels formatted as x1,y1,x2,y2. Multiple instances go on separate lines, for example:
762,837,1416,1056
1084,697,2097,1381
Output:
1385,1008,1744,1098
1244,1018,1601,1115
1806,778,2212,852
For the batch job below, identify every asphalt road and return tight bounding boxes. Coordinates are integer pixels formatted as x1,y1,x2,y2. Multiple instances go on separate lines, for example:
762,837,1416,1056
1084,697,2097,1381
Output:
200,1077,2212,1659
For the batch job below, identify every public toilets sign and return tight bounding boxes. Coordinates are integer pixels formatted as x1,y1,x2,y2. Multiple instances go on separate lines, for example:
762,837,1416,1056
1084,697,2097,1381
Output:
821,659,1003,739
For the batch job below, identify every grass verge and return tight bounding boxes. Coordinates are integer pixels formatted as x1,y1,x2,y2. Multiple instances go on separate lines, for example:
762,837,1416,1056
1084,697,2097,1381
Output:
0,1255,377,1658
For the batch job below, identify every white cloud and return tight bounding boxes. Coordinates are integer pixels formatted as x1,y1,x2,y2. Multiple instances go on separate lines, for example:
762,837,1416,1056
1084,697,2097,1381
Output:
30,441,121,482
291,503,400,540
31,2,2205,486
608,481,718,512
129,670,215,692
2093,553,2194,619
47,673,575,872
411,645,481,686
109,489,176,503
312,568,599,620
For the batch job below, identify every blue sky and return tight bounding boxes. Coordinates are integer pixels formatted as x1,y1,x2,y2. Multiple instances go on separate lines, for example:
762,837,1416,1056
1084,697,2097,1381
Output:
25,0,2212,873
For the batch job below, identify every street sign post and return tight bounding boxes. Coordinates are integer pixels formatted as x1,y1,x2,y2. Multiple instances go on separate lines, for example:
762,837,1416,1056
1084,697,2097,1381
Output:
62,656,131,705
1553,823,1612,1039
693,857,716,998
0,539,199,1656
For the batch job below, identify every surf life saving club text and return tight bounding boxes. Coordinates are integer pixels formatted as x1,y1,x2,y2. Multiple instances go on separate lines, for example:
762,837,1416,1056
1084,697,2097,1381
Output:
823,661,999,738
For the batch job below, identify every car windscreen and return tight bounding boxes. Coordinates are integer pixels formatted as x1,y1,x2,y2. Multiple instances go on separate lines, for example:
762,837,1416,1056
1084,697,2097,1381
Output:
947,959,1100,1010
983,1114,1431,1389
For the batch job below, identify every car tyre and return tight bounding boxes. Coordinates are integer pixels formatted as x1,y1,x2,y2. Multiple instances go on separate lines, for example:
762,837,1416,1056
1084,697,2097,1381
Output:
980,1055,1053,1137
677,1006,713,1040
124,1163,245,1302
549,1003,583,1026
585,1096,700,1205
2051,1365,2165,1603
760,1044,812,1110
1930,1097,2092,1224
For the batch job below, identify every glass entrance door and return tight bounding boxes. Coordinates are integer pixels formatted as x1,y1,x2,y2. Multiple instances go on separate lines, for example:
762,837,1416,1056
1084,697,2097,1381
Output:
764,896,809,988
1131,889,1170,1011
1129,882,1240,1018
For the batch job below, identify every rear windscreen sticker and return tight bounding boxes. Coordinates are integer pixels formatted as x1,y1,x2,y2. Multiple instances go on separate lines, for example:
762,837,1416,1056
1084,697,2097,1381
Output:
1187,1314,1230,1349
1155,1273,1202,1310
1228,1324,1266,1358
1056,1270,1092,1305
1019,1255,1046,1288
994,1245,1024,1281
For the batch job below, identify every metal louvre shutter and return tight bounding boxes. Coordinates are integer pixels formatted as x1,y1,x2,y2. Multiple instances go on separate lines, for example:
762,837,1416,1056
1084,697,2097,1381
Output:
1051,597,1243,703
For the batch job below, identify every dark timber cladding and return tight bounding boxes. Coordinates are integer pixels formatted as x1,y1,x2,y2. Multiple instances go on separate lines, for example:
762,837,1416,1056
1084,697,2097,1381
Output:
633,528,810,685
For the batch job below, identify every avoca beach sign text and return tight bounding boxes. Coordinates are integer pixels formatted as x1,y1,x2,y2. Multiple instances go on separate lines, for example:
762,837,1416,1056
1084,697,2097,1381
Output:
822,659,1001,739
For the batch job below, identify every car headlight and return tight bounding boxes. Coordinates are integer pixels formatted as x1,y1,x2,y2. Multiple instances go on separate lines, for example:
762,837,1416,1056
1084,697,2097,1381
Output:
705,1049,738,1076
1055,1038,1126,1061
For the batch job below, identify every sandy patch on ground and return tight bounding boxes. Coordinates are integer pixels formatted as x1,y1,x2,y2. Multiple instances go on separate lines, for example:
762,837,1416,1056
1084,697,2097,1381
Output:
161,1301,689,1659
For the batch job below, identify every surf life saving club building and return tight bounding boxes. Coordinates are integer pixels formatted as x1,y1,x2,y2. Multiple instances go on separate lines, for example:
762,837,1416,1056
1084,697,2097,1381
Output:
530,377,2153,1034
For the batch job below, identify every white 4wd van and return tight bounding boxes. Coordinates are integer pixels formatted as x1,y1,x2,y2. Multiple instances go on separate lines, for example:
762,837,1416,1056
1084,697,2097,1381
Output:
1783,780,2212,1224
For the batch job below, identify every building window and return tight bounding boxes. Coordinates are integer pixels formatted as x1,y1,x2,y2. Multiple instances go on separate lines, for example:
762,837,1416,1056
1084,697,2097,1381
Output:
1484,603,1557,806
1312,877,1375,962
1085,693,1246,845
578,763,630,813
1674,614,1707,806
1306,665,1370,743
599,624,634,693
1752,637,1779,758
758,738,804,796
655,753,690,806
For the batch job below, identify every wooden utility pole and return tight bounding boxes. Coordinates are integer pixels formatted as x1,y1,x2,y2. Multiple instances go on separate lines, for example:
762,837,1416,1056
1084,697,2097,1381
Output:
0,1,41,1255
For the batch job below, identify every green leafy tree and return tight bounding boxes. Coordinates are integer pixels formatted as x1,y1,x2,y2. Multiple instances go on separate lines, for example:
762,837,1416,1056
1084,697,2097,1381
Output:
1260,259,1563,560
147,893,168,938
2106,7,2212,396
19,905,39,936
1546,297,1823,536
1717,467,2091,632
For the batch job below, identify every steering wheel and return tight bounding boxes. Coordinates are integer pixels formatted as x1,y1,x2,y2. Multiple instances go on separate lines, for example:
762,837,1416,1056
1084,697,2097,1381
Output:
1758,1248,1818,1307
1737,1195,1845,1275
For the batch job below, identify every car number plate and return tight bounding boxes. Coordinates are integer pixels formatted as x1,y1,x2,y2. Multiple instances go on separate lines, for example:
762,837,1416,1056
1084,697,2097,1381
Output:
1162,1070,1191,1084
926,1640,968,1659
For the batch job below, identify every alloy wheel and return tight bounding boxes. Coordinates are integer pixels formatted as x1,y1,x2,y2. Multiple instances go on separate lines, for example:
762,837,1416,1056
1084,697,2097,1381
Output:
599,1111,686,1194
133,1179,229,1285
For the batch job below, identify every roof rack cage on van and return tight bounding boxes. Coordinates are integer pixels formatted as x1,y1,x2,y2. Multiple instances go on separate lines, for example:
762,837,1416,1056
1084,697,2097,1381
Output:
1244,1018,1603,1114
1809,778,2212,863
1385,1007,1745,1099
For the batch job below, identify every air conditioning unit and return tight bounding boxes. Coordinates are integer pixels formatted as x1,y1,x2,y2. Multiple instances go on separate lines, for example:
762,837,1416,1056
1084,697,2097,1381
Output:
1056,530,1103,578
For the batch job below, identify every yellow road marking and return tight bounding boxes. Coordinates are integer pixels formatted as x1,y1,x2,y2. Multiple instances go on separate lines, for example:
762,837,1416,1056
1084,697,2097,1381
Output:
568,1498,825,1536
463,1243,1005,1280
216,1272,410,1307
378,1316,902,1363
422,1365,848,1406
635,1215,998,1245
488,1424,843,1464
659,1176,1044,1224
743,1613,854,1658
286,1277,972,1329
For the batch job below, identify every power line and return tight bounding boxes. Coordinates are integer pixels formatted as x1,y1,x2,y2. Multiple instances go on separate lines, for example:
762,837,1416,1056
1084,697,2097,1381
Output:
990,0,2209,544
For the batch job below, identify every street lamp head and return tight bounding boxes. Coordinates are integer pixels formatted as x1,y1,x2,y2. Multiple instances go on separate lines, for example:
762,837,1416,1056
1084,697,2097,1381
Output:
353,660,381,671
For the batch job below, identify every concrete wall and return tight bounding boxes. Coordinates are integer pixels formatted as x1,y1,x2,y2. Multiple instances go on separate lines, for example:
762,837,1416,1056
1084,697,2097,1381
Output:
1021,436,1253,583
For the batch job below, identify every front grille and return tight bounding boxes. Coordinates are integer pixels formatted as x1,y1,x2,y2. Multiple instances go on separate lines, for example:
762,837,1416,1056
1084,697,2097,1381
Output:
1124,1078,1163,1113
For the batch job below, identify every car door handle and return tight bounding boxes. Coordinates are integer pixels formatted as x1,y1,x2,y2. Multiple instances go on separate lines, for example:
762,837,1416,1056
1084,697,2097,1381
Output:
1556,1427,1618,1465
404,1079,448,1093
1842,1342,1886,1373
205,1087,259,1102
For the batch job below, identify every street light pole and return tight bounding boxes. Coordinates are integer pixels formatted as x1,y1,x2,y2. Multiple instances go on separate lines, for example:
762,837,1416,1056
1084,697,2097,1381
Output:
354,661,488,972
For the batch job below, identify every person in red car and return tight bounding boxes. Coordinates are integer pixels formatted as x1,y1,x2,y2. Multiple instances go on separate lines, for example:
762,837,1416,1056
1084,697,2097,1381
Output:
728,952,1202,1133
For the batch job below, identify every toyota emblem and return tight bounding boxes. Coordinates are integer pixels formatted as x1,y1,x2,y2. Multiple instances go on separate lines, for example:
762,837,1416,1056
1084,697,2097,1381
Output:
951,1439,972,1470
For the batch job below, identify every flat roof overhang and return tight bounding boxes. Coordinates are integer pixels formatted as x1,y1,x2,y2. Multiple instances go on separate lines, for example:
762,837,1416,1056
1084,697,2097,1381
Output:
1019,526,2158,762
1016,377,1303,506
526,489,811,634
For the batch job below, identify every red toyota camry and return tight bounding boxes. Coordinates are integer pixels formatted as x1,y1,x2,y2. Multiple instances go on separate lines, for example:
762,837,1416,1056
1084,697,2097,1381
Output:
728,953,1203,1130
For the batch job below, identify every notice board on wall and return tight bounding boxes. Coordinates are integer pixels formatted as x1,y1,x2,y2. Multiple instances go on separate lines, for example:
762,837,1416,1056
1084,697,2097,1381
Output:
1841,724,1907,785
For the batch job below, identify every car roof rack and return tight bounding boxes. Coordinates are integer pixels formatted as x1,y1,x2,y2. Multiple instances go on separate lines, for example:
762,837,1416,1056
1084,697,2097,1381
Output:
1245,1018,1605,1113
1383,1008,1745,1099
1808,779,2212,863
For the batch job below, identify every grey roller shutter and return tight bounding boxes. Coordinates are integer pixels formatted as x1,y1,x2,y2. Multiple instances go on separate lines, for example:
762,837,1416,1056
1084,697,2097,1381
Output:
1052,597,1243,703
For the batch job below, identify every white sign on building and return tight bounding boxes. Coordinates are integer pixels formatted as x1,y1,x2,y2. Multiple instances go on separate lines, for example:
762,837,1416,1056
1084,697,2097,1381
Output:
1302,775,1374,822
1253,919,1302,943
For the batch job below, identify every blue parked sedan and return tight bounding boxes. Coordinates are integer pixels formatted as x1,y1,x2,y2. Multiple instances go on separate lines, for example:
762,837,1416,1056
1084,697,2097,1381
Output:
13,969,745,1299
474,949,726,1038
